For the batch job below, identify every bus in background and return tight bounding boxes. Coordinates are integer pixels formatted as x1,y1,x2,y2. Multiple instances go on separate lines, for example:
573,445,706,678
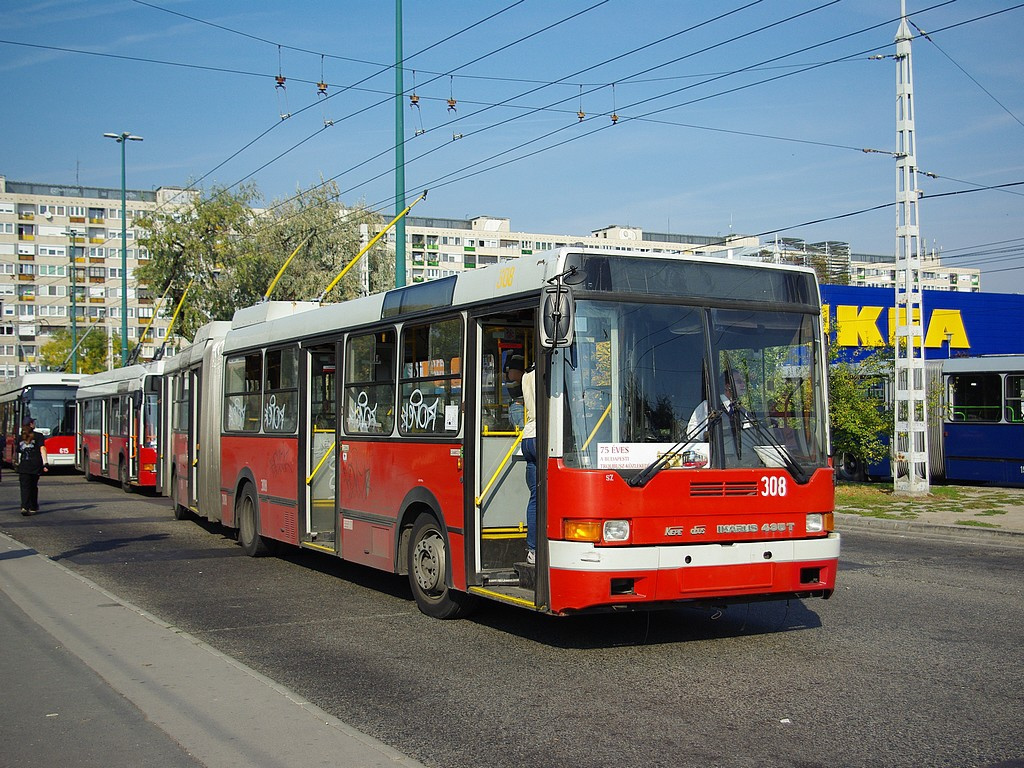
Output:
0,373,82,469
167,248,839,619
75,361,167,493
163,322,232,516
943,355,1024,485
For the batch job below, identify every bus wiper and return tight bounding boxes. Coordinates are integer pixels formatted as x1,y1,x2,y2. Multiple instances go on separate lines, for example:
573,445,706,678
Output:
628,409,723,488
725,400,810,485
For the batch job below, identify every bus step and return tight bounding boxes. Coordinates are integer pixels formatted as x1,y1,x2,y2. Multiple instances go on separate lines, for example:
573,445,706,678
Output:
482,569,521,587
514,562,535,590
309,531,335,543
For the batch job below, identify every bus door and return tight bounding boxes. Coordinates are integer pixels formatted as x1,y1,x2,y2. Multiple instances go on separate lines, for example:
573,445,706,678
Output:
304,344,338,550
471,310,536,592
188,368,201,510
126,393,138,481
101,397,111,475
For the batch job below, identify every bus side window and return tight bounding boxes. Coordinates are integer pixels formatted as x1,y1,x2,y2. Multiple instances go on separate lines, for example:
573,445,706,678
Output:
225,353,263,432
345,330,396,435
399,317,463,435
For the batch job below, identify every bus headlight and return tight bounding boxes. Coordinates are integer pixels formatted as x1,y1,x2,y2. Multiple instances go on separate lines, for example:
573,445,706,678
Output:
563,519,632,544
603,520,631,542
806,513,834,533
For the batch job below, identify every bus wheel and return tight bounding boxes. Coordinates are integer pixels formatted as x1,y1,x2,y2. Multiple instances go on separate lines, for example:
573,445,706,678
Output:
408,513,477,619
83,450,96,482
237,484,270,557
837,452,865,482
118,459,133,493
171,472,189,521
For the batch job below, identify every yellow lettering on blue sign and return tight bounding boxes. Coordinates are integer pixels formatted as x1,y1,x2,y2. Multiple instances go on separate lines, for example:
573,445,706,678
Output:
823,304,970,349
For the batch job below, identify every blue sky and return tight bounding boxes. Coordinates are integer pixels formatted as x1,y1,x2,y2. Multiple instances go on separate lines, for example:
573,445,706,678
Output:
3,0,1022,290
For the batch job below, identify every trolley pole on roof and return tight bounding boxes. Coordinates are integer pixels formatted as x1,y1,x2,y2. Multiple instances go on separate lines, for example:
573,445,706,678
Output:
394,0,407,288
892,0,930,493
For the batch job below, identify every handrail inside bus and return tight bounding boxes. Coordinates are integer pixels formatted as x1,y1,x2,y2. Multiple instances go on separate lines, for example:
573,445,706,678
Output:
475,431,523,508
581,403,612,451
306,439,337,485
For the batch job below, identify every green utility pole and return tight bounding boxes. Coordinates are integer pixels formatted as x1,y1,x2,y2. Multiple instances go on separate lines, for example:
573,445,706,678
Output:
104,131,143,365
394,0,407,288
68,229,78,373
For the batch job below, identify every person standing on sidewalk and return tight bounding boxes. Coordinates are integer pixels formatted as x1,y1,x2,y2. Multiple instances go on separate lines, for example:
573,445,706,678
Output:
16,417,47,516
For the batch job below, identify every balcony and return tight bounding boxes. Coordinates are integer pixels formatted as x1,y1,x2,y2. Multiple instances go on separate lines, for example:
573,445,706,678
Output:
89,217,105,225
88,297,106,304
17,274,34,281
18,233,35,241
18,212,34,221
89,237,105,244
69,216,85,224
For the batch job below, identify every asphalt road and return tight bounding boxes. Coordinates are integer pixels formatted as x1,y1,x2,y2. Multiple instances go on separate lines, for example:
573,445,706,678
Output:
2,472,1022,768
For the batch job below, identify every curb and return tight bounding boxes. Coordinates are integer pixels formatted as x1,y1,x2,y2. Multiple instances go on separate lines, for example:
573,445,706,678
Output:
836,512,1024,545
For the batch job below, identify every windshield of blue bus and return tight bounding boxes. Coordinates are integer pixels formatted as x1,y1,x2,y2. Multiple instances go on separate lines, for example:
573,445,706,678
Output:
24,386,76,437
560,300,826,479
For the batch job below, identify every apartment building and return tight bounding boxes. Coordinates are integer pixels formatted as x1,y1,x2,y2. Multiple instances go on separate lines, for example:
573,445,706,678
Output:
0,175,196,376
1,173,982,376
397,215,758,283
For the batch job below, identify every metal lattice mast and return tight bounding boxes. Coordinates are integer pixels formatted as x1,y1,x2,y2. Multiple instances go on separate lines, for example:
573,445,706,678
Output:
893,0,930,493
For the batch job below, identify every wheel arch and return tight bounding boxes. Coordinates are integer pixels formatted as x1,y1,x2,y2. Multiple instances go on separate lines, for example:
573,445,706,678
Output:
395,486,445,578
228,467,259,530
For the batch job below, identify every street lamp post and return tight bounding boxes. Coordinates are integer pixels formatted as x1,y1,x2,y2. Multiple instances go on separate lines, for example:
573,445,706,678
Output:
103,131,143,365
67,228,78,373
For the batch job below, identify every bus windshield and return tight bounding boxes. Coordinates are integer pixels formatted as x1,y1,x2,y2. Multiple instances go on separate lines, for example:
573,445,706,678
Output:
24,387,76,437
561,299,826,480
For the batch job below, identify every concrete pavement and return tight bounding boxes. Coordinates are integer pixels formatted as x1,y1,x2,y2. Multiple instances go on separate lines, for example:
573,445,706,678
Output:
0,531,425,768
2,479,1022,768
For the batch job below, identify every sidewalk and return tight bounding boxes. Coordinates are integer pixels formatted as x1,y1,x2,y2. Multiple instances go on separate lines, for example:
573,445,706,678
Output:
0,532,425,768
836,482,1024,543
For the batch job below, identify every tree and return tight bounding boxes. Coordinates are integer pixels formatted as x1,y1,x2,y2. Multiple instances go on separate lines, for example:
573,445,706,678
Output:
136,181,391,342
39,327,123,373
135,183,261,340
252,182,392,303
828,338,893,479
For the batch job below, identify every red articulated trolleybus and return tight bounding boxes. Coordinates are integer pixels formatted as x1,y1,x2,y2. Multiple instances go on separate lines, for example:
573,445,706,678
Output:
165,248,840,618
0,372,82,469
75,361,167,493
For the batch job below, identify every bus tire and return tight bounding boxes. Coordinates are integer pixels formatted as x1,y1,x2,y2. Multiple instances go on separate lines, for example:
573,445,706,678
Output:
407,513,478,620
171,471,190,521
237,484,270,557
837,452,866,482
83,450,96,482
118,458,133,494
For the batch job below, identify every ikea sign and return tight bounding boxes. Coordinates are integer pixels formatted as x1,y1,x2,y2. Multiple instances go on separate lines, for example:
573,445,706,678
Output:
819,285,1024,359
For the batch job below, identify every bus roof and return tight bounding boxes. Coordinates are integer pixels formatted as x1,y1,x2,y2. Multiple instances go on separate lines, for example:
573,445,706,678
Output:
219,248,819,354
943,355,1024,374
76,361,166,399
0,372,83,399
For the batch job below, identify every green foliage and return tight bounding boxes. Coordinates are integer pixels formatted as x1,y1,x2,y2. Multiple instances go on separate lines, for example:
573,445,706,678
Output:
135,181,392,341
39,326,124,373
828,337,893,467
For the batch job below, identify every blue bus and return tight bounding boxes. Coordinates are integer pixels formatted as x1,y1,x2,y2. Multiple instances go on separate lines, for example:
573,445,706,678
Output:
943,355,1024,485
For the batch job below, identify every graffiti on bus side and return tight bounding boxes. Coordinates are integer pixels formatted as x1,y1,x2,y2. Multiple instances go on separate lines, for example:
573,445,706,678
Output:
350,391,380,433
402,389,440,432
264,394,287,432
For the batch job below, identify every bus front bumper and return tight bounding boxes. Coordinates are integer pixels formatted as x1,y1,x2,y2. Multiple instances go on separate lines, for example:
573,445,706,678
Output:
547,533,840,613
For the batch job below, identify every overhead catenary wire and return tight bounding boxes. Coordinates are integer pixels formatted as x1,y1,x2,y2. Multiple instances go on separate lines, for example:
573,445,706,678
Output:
231,2,1021,267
